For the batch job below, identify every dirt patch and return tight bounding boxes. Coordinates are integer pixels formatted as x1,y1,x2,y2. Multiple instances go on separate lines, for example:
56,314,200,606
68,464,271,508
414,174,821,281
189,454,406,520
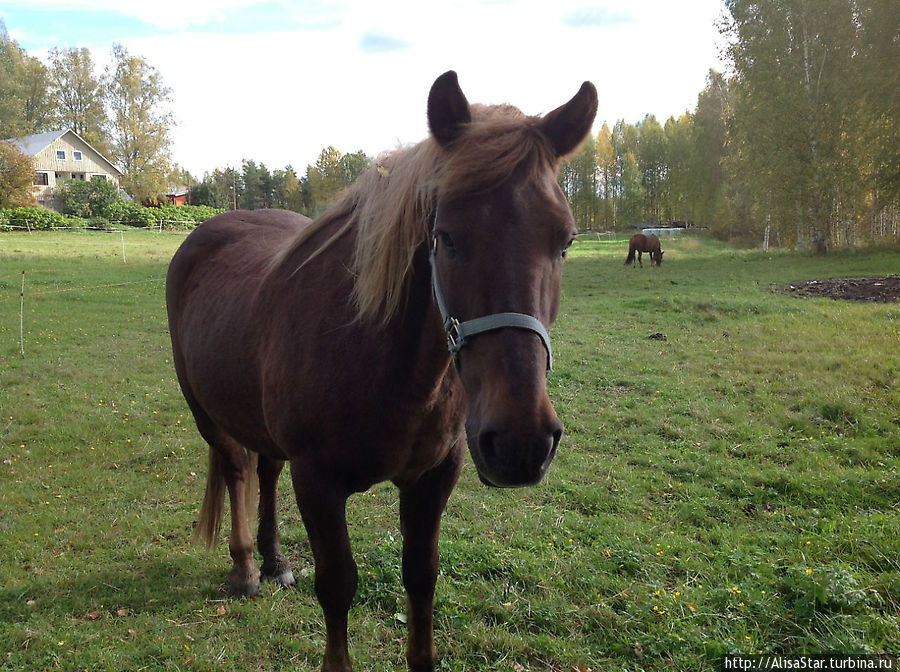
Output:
779,276,900,303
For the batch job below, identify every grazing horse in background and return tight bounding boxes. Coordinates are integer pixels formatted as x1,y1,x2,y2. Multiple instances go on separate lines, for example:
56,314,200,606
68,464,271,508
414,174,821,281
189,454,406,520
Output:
166,71,597,672
624,233,664,267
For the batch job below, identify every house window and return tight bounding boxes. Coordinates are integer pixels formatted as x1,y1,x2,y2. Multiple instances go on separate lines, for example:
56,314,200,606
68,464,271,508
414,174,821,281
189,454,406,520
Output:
56,150,66,160
73,151,83,161
34,172,50,186
91,174,108,182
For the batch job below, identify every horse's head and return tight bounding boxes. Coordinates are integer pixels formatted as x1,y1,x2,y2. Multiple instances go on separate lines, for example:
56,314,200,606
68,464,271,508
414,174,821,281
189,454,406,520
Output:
427,71,597,487
656,249,665,266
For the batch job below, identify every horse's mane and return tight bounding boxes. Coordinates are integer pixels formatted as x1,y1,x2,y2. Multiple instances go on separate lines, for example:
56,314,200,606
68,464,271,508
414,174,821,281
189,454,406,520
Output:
284,103,559,323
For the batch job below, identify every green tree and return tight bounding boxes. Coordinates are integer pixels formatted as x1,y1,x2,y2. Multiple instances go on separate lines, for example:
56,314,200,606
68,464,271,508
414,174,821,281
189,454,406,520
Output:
0,22,50,138
241,159,273,209
619,151,646,227
663,113,694,225
47,47,107,150
56,177,120,218
0,140,36,207
636,114,667,225
341,151,371,185
306,146,347,215
725,0,863,249
692,70,732,230
105,44,173,200
283,169,304,212
857,0,900,239
190,167,240,209
559,134,599,229
595,123,617,229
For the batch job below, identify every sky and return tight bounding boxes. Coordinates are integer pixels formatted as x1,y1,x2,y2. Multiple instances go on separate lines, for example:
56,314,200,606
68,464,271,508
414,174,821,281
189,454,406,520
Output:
2,0,731,178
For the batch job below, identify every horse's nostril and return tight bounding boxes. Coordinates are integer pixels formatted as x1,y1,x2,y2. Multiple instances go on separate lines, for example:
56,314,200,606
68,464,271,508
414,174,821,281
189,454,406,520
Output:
551,427,562,452
478,430,498,462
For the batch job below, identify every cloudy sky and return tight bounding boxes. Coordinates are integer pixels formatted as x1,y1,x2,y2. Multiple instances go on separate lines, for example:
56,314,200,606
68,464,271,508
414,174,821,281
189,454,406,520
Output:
2,0,730,177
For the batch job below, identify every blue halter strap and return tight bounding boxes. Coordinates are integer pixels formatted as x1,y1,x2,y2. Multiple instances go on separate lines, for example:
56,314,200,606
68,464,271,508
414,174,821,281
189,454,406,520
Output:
429,224,553,372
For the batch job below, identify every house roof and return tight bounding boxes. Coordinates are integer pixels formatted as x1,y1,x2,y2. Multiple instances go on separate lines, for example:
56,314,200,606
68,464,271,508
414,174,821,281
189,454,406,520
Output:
6,129,68,156
3,128,123,176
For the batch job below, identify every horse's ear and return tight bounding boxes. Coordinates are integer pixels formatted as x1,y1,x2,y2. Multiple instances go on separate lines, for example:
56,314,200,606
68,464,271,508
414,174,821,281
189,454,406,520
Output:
428,71,471,148
538,81,598,158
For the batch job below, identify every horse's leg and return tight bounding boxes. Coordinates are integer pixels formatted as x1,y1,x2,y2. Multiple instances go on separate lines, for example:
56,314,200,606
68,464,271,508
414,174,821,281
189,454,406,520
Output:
399,444,464,672
257,456,295,587
290,462,356,672
637,250,643,267
216,437,261,597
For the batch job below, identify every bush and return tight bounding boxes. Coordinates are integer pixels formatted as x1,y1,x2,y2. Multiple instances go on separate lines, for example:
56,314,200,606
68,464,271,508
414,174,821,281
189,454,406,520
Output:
144,204,224,229
103,200,157,227
56,179,120,218
0,207,72,230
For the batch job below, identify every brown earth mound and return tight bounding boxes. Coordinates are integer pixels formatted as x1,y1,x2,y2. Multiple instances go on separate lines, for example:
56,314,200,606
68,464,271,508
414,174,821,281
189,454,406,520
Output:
780,276,900,303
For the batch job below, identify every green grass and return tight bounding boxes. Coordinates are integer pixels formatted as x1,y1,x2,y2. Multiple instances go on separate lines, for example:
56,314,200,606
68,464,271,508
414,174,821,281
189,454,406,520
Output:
1,229,898,671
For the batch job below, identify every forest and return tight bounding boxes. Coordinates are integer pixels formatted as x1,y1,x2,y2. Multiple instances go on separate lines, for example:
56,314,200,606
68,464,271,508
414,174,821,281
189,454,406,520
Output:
1,0,898,249
559,0,898,250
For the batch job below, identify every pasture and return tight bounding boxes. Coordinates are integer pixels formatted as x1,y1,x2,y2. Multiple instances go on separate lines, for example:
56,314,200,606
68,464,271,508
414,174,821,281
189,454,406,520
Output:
1,229,898,671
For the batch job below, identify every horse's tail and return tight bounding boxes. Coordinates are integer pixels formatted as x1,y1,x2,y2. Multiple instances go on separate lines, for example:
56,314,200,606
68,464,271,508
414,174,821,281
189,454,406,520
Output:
624,246,635,265
194,445,260,549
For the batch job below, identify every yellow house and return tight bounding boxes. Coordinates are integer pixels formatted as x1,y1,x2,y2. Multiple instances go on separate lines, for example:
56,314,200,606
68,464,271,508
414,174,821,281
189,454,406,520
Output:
5,129,123,209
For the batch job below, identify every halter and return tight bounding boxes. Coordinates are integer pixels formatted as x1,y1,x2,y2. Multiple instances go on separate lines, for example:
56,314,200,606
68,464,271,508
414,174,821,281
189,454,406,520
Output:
429,216,554,373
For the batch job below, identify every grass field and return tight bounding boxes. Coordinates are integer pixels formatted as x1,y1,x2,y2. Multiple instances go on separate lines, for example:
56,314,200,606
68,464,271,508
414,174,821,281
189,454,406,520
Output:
1,228,898,671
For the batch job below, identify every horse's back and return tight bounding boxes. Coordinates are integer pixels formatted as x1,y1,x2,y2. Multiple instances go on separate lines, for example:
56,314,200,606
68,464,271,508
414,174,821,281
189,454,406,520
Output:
166,209,313,452
627,233,660,251
168,210,311,288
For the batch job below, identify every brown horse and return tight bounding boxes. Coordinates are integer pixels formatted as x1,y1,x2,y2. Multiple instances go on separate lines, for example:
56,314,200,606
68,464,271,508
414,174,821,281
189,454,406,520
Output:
624,233,664,267
166,71,596,672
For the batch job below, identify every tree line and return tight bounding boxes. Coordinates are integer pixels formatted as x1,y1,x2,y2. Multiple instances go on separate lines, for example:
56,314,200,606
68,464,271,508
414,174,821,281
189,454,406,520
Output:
560,0,898,249
187,146,371,217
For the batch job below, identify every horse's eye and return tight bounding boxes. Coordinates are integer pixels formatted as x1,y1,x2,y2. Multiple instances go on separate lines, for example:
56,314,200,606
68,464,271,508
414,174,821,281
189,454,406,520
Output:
439,231,458,257
561,237,575,259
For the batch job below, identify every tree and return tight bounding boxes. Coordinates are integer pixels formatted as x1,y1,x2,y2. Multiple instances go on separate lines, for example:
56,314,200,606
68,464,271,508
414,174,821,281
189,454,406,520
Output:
559,134,599,229
636,114,667,225
306,146,348,215
663,113,694,225
0,22,50,138
691,70,732,229
283,169,304,212
47,47,107,151
241,159,273,210
725,0,861,248
56,177,120,218
105,43,174,200
341,151,371,185
0,140,36,207
595,124,617,229
619,152,646,226
193,167,240,209
857,0,900,239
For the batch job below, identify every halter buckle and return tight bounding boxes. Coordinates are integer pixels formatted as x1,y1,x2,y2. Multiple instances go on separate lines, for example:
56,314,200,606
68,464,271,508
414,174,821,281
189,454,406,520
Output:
445,317,464,356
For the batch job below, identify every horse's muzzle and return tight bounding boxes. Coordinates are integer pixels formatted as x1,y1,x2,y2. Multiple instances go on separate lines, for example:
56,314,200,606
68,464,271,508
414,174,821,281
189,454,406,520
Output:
469,420,563,488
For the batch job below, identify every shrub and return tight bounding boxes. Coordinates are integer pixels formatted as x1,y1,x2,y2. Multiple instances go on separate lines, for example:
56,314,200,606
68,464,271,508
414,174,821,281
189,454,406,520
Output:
56,179,120,218
144,204,224,229
103,200,157,227
0,207,72,230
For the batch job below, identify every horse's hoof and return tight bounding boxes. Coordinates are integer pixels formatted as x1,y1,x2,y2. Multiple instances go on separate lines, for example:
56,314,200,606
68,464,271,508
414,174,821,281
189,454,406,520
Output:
227,580,261,598
264,568,296,588
227,567,261,598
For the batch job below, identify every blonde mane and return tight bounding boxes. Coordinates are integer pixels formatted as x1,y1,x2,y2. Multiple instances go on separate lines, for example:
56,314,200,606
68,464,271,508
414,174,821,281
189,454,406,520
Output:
288,103,559,323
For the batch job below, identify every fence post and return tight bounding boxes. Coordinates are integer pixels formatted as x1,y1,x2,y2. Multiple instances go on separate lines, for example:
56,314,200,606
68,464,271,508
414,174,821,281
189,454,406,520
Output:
20,271,26,358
